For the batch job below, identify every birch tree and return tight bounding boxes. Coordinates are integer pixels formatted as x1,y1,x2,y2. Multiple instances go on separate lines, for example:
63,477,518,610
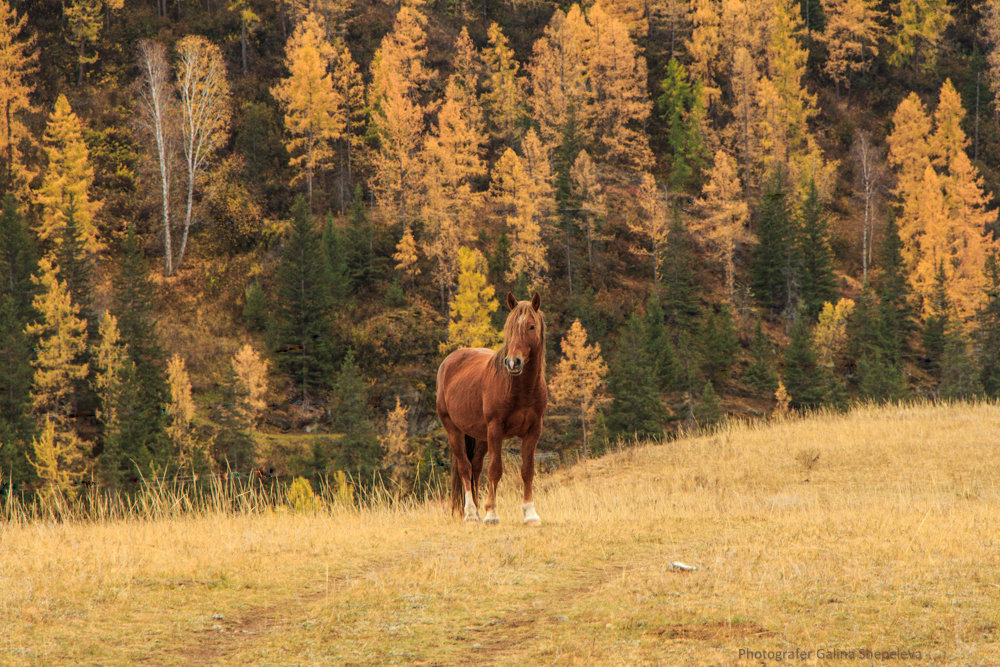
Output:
136,39,175,276
175,35,231,272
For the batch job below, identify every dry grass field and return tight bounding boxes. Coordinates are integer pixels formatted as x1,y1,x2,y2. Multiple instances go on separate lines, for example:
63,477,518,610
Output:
3,402,1000,665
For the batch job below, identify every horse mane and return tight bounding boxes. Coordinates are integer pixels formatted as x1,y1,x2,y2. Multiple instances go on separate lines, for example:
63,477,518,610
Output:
490,302,546,380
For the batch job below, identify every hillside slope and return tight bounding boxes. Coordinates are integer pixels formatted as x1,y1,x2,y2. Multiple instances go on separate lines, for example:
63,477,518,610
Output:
3,402,1000,664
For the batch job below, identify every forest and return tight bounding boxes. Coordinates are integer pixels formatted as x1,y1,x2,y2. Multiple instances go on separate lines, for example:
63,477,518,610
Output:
1,0,999,497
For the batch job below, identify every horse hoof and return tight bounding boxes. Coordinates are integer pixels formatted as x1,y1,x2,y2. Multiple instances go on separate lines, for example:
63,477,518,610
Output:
464,513,481,523
524,518,542,527
484,511,499,525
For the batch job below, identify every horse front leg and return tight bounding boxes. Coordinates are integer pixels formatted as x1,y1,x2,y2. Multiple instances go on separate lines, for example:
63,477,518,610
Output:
520,425,542,526
470,439,487,513
483,421,504,524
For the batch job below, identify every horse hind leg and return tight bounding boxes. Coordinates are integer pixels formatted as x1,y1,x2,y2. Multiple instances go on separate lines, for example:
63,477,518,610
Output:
445,421,480,522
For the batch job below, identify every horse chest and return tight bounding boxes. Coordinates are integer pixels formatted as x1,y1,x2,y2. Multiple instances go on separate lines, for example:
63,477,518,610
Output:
502,405,537,437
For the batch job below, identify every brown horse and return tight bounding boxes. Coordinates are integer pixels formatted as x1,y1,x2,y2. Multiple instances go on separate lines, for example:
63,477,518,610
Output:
436,291,548,525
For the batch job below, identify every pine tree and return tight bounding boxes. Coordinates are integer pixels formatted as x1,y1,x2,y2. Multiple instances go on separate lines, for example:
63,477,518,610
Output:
36,95,102,258
977,253,1000,396
111,226,167,469
0,1,36,196
606,314,666,441
782,316,829,410
322,213,350,305
657,59,709,192
272,196,336,400
750,170,799,316
345,185,374,290
699,305,739,382
874,216,916,364
694,380,723,429
65,0,105,84
921,262,950,378
271,12,343,207
0,195,36,481
940,324,982,399
55,201,96,336
643,295,678,391
798,181,837,319
744,319,779,397
329,351,381,481
442,247,500,353
549,320,609,452
92,311,147,487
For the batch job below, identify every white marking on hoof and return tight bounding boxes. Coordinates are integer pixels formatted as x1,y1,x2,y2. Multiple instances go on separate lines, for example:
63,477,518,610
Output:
464,491,480,522
523,502,541,526
484,510,499,525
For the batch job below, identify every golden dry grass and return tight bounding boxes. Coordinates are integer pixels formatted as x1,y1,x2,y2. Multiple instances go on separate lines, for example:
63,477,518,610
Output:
3,402,1000,665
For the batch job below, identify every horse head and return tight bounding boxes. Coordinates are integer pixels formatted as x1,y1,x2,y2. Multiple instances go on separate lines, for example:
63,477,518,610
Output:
502,291,543,376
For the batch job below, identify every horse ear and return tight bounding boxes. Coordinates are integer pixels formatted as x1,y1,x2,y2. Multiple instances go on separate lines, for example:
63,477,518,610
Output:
506,291,518,310
531,291,541,311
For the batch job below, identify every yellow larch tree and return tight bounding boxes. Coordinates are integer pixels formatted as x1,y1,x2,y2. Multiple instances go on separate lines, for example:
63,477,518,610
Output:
728,46,759,202
441,247,501,354
548,319,608,453
686,0,722,105
25,257,89,491
380,397,413,489
368,5,435,227
757,0,835,198
448,27,484,138
570,149,605,274
65,0,101,84
166,353,198,468
819,0,884,98
26,258,88,421
92,311,133,449
887,92,933,254
482,22,526,147
0,0,36,196
491,146,549,289
585,3,653,171
528,5,590,153
36,94,103,258
813,298,856,367
329,37,366,206
694,149,751,303
908,165,951,313
271,12,343,209
420,74,486,308
929,80,997,319
28,417,86,497
629,172,671,295
599,0,649,39
231,343,268,443
887,0,951,74
393,224,420,290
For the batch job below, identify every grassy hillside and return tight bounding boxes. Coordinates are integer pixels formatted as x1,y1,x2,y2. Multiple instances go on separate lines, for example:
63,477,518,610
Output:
3,402,1000,665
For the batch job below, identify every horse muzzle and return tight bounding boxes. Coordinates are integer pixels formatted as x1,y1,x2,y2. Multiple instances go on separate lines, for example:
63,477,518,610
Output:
505,357,524,375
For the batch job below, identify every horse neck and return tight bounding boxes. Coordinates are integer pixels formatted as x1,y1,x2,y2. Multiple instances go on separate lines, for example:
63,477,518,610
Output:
511,342,544,391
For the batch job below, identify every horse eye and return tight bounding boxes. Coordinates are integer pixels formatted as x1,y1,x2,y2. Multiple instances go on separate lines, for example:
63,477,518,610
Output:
529,325,535,330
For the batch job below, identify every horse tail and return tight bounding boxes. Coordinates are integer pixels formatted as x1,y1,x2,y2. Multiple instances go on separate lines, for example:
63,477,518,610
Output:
450,433,476,515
